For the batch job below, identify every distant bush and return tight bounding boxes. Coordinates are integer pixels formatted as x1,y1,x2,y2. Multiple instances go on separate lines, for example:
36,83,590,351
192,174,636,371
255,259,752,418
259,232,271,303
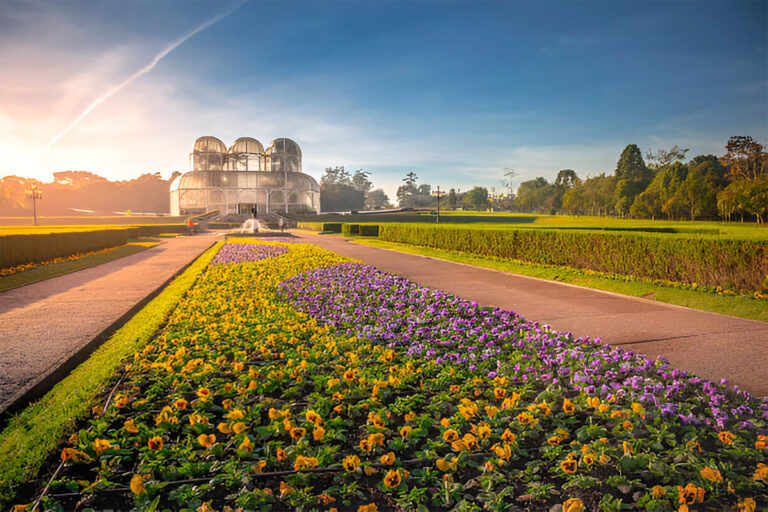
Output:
379,224,768,293
321,222,342,233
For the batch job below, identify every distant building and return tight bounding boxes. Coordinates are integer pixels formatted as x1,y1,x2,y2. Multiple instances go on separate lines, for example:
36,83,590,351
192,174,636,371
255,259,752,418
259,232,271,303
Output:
170,136,320,216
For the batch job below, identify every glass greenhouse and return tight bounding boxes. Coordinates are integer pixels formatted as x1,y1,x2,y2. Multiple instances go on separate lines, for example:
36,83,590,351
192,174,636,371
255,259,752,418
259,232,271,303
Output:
170,136,320,216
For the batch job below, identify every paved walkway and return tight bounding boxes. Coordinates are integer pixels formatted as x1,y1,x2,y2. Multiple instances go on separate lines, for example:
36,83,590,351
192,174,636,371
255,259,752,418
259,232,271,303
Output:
294,232,768,397
0,234,219,413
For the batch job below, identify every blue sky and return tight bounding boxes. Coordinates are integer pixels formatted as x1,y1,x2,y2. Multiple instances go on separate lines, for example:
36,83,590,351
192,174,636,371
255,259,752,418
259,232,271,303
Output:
0,0,765,199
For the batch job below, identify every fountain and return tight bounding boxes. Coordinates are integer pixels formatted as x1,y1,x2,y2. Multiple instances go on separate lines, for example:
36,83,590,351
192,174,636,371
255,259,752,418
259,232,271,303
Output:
239,218,261,234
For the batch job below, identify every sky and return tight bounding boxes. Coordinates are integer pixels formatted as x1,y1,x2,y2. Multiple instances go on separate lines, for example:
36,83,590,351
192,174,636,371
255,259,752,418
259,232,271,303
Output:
0,0,766,201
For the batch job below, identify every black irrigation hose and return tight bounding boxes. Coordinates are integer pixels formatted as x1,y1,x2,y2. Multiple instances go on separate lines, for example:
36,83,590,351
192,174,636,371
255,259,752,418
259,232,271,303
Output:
46,453,493,499
32,376,125,511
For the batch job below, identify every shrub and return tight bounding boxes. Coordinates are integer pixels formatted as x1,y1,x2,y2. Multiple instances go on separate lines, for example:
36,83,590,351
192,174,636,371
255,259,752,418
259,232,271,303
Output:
378,224,768,293
359,224,380,237
1,229,131,268
341,224,360,236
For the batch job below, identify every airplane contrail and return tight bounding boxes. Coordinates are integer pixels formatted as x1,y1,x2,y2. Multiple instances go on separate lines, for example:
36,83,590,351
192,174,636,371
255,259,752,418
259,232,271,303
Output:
40,1,244,155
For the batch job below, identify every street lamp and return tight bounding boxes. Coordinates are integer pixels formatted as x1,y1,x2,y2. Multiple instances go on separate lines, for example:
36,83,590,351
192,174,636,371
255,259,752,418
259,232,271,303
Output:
25,183,43,226
432,185,443,223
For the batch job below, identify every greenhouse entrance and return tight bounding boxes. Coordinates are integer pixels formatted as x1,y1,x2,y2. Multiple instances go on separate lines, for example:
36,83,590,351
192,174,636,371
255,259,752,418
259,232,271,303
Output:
238,203,256,215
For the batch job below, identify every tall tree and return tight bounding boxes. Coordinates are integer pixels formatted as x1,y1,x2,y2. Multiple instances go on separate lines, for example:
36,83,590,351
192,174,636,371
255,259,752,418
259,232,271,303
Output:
645,145,689,170
463,187,489,210
720,136,767,181
614,144,650,216
352,169,372,193
515,177,555,213
364,188,390,210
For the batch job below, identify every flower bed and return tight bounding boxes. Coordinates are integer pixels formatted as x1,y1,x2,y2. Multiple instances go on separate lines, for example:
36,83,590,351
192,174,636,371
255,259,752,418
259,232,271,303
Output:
210,243,289,265
13,242,766,511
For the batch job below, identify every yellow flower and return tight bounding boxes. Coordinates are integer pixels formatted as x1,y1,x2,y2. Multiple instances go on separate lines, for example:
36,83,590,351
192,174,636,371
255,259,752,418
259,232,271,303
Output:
485,405,499,419
436,457,457,472
463,433,479,451
753,462,768,481
599,451,610,464
651,485,666,498
563,497,583,512
500,428,517,445
404,411,416,422
622,441,633,455
369,432,385,445
60,448,92,464
450,384,460,393
357,505,378,512
198,433,216,448
582,453,597,466
276,448,287,461
562,398,575,414
677,483,704,505
443,429,459,443
560,458,577,474
93,438,111,456
631,402,645,418
196,387,211,400
174,398,188,410
313,426,325,441
268,408,282,420
227,409,245,420
217,422,233,434
379,451,395,465
343,368,356,382
493,442,512,460
359,438,373,453
477,423,491,440
232,422,247,434
622,421,634,430
493,387,506,399
327,378,340,389
343,454,361,472
440,417,451,428
124,418,140,434
306,410,323,425
130,474,146,495
516,412,537,426
253,460,267,473
699,467,723,483
718,431,735,445
547,436,562,446
113,394,128,408
400,426,412,439
147,436,163,451
383,469,402,489
293,455,319,471
239,435,253,453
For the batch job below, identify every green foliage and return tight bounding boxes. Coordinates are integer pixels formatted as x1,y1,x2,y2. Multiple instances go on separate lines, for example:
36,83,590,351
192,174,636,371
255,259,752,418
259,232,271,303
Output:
377,224,768,293
341,223,360,236
462,187,490,211
1,229,131,268
359,224,380,237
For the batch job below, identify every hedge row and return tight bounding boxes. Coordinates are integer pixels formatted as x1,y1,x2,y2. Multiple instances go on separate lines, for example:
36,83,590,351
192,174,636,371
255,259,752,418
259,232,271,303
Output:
378,224,768,293
0,225,187,268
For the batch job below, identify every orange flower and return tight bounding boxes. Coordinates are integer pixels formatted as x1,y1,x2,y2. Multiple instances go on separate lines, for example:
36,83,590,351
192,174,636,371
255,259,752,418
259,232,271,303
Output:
699,467,723,483
400,426,412,439
343,454,361,472
124,419,140,434
239,435,253,454
560,458,577,474
276,448,287,461
383,469,402,489
293,455,319,471
677,483,704,505
463,433,479,451
477,423,491,440
563,498,583,512
686,440,702,452
113,394,128,408
357,505,378,512
736,498,756,512
306,410,323,425
343,368,356,382
198,433,216,448
755,435,766,450
547,436,562,446
174,398,188,410
60,448,92,464
196,387,211,400
313,426,325,441
443,429,459,443
753,462,768,481
147,436,163,451
450,385,460,393
227,409,245,420
254,460,267,473
268,408,282,420
493,442,512,460
718,431,735,445
651,485,667,498
501,428,517,445
582,453,597,467
369,432,385,445
290,427,306,440
622,421,634,430
622,441,633,455
404,411,416,422
562,398,576,414
130,474,146,495
436,457,458,472
93,438,111,456
359,438,373,453
440,417,451,428
485,405,499,419
379,452,396,465
494,387,506,399
631,402,645,418
218,422,233,434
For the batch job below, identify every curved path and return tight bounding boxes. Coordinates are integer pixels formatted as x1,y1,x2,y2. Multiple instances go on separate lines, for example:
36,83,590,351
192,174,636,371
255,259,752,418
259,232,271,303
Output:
293,232,768,397
0,234,218,414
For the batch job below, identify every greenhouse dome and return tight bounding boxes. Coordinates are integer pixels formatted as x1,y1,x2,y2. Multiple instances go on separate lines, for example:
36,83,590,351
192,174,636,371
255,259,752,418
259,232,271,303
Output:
171,136,319,216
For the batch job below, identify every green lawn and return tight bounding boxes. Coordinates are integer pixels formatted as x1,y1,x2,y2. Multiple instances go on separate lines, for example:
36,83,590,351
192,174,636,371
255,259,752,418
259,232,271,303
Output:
0,239,159,291
354,238,768,322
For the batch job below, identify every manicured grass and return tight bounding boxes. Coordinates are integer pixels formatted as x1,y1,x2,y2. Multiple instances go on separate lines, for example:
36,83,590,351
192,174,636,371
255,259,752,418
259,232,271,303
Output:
0,242,221,508
354,238,768,322
0,239,159,292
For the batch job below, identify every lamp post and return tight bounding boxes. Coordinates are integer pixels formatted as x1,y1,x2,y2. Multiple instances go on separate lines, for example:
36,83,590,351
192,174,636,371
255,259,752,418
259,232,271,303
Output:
26,183,43,226
432,185,443,223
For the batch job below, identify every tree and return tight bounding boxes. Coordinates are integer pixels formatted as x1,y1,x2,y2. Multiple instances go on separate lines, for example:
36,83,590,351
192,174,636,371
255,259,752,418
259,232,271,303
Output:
403,172,418,186
553,169,580,211
446,188,458,210
396,174,433,208
645,145,689,170
515,177,555,213
720,136,767,181
364,188,390,210
321,166,352,186
562,174,615,216
630,162,687,219
352,169,372,193
501,168,518,197
463,187,489,210
320,166,364,211
614,144,651,216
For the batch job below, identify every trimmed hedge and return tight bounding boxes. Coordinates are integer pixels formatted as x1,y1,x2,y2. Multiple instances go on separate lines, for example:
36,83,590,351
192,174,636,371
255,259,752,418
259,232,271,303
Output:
378,224,768,293
0,225,188,268
321,222,343,233
359,224,380,237
1,229,131,268
341,223,360,236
